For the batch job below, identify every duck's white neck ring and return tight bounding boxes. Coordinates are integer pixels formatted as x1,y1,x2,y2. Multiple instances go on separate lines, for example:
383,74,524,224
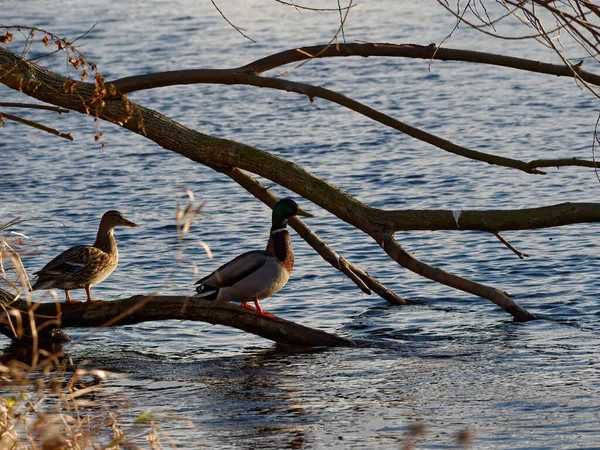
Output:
271,228,288,235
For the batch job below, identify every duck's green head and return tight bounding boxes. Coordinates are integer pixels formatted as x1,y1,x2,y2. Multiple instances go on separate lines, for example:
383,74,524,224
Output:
271,198,313,231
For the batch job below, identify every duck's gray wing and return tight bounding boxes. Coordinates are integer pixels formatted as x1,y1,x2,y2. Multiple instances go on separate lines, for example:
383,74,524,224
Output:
195,250,268,288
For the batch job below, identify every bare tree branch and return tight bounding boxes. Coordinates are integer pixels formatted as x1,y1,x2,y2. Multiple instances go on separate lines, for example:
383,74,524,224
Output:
0,112,73,140
0,290,354,347
437,0,600,100
110,43,600,173
526,157,600,170
234,43,600,83
494,232,529,259
0,102,69,113
112,69,544,174
379,202,600,232
379,234,535,322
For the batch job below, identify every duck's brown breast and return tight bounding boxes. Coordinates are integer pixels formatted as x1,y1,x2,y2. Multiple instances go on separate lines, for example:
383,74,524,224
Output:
266,229,294,273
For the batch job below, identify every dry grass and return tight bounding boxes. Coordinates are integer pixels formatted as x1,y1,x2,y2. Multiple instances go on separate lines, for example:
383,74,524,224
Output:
0,218,184,449
0,353,183,449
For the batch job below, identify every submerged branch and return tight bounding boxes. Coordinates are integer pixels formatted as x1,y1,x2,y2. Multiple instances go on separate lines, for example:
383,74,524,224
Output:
0,293,354,347
379,234,536,322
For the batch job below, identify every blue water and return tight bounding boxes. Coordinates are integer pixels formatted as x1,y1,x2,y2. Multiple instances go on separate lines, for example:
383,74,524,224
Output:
2,1,600,448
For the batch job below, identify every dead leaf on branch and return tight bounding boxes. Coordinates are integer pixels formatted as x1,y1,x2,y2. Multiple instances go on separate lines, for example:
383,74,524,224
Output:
62,80,76,94
0,32,13,43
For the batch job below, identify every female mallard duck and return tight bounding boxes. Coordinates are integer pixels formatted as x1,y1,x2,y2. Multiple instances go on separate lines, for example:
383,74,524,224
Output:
32,210,138,304
195,198,313,318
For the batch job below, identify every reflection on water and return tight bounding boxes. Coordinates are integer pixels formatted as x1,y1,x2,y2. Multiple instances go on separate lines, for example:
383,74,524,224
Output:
8,315,592,449
2,0,600,447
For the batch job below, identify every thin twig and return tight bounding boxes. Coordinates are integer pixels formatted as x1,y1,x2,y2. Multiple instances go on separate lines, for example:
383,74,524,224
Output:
276,0,353,77
0,112,74,140
210,0,257,43
493,232,529,259
337,0,347,43
435,0,565,41
274,0,355,12
0,102,69,113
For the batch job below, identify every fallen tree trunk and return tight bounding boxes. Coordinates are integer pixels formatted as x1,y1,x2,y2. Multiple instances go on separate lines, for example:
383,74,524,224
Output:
0,290,354,347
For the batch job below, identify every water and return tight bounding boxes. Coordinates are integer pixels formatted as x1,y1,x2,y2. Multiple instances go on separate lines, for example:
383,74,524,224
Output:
1,1,600,448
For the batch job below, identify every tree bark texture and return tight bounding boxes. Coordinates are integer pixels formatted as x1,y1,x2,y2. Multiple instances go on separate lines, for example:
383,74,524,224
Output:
0,289,354,347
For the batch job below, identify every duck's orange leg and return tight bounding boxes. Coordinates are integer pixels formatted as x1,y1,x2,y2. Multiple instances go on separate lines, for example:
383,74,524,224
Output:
65,290,79,304
85,286,97,303
240,301,256,310
253,299,277,319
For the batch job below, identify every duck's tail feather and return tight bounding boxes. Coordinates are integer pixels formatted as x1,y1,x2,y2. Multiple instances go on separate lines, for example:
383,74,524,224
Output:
195,283,219,301
31,278,54,291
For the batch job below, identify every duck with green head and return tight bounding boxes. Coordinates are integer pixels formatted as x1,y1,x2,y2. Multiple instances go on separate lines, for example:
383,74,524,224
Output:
195,198,313,319
31,210,138,303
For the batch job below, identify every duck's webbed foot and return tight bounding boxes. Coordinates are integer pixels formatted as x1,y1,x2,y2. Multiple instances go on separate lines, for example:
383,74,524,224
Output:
65,291,79,304
84,286,98,303
253,299,277,319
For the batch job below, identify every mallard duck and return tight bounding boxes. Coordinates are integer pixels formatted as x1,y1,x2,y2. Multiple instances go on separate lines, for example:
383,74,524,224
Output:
31,210,138,304
195,198,313,318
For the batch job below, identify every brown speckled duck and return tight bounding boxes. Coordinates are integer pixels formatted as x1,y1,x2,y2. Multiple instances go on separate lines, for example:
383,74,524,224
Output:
194,198,313,318
32,210,138,303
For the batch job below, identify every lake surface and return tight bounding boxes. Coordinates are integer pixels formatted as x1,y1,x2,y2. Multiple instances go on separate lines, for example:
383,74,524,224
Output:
1,1,600,448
